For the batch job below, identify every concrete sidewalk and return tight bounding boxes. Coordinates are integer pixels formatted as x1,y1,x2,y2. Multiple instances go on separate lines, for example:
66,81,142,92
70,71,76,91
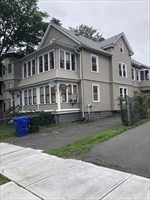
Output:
0,143,149,200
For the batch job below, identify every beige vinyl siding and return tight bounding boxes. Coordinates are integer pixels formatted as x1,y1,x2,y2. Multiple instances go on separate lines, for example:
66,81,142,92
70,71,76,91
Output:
41,26,78,48
111,37,132,85
81,49,111,82
83,80,111,112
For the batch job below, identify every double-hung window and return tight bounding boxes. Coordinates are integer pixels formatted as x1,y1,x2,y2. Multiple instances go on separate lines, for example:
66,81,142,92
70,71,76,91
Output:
45,86,50,103
49,51,54,69
24,90,28,105
33,88,37,104
92,84,100,102
44,54,48,71
67,84,77,102
23,63,27,78
132,68,135,80
119,87,128,98
119,62,127,78
66,52,70,70
51,87,56,103
91,55,98,72
60,51,65,69
28,89,32,105
39,56,43,73
60,50,76,71
28,61,31,76
40,87,44,104
8,63,12,73
32,59,36,75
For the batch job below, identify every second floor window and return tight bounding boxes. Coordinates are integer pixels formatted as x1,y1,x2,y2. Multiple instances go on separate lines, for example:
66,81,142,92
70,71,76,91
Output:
60,50,76,71
32,59,36,75
39,56,43,73
28,61,31,76
140,70,149,81
24,63,27,78
44,54,48,71
8,63,12,73
119,62,127,78
49,51,54,70
132,68,135,80
91,55,98,72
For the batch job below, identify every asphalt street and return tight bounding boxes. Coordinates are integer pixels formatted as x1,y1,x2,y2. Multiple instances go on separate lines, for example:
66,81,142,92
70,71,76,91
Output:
84,121,150,178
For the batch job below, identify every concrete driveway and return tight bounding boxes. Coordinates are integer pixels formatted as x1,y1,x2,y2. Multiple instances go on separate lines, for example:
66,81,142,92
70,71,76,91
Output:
0,143,150,200
84,122,150,178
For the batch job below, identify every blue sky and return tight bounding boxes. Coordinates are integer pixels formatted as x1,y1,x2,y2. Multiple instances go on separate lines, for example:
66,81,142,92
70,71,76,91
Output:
38,0,150,65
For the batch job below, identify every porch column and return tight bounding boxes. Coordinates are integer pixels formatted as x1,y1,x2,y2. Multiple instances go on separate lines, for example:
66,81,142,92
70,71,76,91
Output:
56,82,61,110
36,87,40,111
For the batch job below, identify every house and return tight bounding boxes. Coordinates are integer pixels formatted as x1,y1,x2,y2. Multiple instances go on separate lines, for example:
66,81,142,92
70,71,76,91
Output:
1,24,150,123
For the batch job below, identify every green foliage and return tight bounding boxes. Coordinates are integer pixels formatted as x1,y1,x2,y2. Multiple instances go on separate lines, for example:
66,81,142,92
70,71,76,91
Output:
0,0,49,57
134,92,150,119
16,111,55,126
50,17,62,26
118,92,150,126
37,112,55,126
69,24,105,42
0,124,15,141
0,174,10,185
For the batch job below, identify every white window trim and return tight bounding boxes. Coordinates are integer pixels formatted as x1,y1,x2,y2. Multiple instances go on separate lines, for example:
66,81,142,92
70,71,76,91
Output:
59,49,76,72
118,62,127,78
91,54,99,73
23,50,55,77
119,86,128,98
119,42,124,53
92,84,100,102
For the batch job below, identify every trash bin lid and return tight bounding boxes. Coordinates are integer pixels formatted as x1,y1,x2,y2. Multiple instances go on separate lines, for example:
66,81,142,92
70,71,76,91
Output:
13,116,30,123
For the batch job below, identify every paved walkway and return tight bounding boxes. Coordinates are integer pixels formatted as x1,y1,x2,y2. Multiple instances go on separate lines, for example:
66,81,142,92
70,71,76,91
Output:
0,143,150,200
5,115,121,150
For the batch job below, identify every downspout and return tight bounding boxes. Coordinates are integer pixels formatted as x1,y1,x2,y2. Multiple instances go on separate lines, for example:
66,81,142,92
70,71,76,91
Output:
75,47,85,119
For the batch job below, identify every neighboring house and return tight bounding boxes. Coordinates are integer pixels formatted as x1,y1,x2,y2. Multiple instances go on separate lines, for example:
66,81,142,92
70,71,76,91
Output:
0,24,150,122
0,54,22,114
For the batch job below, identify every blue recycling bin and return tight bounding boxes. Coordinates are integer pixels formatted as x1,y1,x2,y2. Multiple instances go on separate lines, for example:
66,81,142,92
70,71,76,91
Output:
13,116,30,137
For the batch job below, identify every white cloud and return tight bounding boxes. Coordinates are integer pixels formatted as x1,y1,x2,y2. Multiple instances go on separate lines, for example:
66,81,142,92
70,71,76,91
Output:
38,0,150,65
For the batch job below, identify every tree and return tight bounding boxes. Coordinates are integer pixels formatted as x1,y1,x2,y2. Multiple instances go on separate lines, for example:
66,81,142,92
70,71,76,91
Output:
50,17,62,26
0,0,49,59
69,24,105,42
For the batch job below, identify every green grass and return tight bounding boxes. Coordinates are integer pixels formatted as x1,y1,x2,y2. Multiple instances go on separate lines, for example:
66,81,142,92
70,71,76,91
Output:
0,124,16,141
0,174,10,185
44,118,150,158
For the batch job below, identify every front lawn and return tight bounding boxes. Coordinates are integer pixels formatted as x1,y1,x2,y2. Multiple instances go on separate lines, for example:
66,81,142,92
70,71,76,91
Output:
0,124,16,141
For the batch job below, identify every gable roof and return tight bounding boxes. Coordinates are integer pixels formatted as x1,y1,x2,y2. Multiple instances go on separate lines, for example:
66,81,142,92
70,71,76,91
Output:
99,32,134,55
38,23,111,56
